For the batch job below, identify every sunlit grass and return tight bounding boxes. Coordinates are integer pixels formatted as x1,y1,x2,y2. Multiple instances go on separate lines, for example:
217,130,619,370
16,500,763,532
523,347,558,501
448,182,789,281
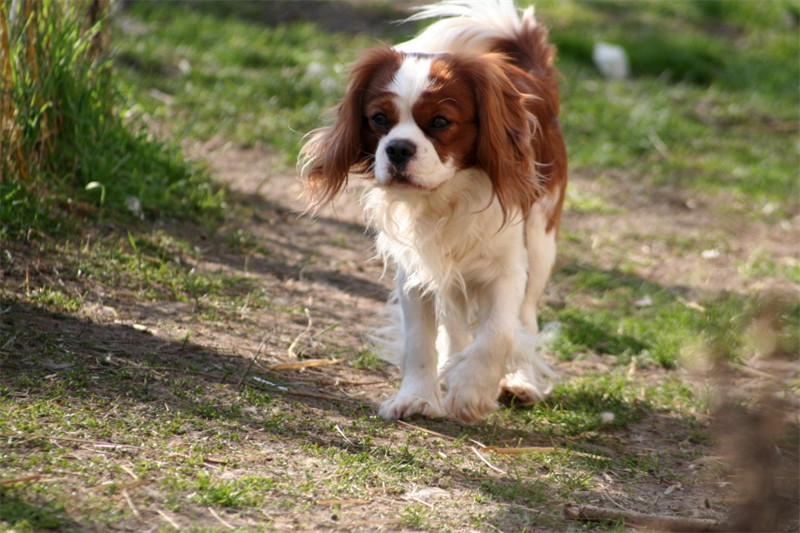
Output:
115,3,375,156
0,0,224,240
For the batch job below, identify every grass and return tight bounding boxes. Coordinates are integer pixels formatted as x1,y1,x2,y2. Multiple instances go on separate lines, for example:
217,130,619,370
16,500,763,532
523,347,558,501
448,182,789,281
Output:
543,262,756,367
1,0,798,531
114,0,798,211
0,0,225,240
0,337,707,530
114,2,376,156
540,0,799,212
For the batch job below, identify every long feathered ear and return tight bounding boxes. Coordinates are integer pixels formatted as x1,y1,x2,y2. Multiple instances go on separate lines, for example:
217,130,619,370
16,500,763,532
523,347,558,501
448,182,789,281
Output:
299,46,402,211
467,56,541,224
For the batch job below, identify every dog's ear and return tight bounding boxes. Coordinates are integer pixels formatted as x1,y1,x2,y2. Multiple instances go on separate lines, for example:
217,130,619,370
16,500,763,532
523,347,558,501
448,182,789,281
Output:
300,46,402,210
466,56,542,223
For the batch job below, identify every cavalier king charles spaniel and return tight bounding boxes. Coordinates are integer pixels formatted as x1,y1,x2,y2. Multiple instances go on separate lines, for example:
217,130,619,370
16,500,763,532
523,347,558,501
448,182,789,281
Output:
300,0,567,423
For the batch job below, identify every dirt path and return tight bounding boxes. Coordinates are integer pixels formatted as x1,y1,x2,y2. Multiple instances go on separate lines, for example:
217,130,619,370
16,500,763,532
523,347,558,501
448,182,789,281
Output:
191,140,390,376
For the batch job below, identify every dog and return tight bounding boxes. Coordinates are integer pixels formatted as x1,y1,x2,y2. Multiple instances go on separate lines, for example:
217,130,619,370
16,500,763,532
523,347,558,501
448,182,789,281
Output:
299,0,567,423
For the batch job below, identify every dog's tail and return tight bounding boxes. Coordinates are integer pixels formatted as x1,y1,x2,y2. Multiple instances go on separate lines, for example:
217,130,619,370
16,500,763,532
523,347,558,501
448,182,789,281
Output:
396,0,557,80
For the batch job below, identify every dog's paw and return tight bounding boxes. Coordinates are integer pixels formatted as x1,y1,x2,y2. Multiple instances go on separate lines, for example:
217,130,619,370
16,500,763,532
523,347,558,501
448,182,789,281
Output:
499,370,547,406
442,357,501,423
379,394,445,420
444,388,499,423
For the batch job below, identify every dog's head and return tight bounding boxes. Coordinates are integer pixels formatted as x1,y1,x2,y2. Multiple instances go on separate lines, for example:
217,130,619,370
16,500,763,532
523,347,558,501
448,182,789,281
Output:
300,46,549,219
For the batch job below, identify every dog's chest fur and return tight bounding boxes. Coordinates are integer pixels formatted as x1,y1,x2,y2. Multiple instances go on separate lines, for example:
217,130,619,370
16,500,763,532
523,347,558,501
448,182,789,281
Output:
362,170,527,297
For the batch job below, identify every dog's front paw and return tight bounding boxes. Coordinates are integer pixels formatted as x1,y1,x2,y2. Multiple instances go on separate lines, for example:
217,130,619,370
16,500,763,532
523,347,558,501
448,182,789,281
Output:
443,358,501,423
444,388,498,423
379,394,445,420
499,370,547,406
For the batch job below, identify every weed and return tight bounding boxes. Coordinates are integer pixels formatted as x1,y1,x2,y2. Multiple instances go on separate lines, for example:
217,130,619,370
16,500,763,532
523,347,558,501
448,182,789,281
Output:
0,488,68,531
26,287,83,312
400,503,431,529
193,474,275,509
548,263,754,367
0,0,224,240
350,348,385,371
521,373,650,436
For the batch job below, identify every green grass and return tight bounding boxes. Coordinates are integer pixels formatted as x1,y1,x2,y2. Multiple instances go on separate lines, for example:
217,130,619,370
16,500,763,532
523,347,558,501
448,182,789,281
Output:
4,231,270,322
540,0,799,209
113,0,798,212
0,0,224,240
0,327,761,530
0,489,70,532
192,474,276,508
544,263,754,367
115,2,375,156
350,348,385,371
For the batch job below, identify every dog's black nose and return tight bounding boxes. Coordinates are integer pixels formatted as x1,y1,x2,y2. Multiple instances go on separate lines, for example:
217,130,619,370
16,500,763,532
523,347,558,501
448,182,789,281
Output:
386,139,417,167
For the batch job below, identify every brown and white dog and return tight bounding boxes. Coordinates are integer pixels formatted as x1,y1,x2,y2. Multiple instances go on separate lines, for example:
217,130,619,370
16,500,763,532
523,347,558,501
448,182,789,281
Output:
300,1,567,423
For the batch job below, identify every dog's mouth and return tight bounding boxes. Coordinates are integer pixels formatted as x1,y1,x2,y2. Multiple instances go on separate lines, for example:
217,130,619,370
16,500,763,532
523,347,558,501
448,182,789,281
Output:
375,172,449,194
391,173,415,186
379,172,427,191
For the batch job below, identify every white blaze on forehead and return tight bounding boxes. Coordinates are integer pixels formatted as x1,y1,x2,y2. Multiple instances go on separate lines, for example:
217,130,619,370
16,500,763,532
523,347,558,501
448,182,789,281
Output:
373,53,455,191
387,55,433,119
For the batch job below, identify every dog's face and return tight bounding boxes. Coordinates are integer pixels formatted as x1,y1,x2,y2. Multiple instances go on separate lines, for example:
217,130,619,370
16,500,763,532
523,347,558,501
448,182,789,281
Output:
361,53,479,191
300,46,546,219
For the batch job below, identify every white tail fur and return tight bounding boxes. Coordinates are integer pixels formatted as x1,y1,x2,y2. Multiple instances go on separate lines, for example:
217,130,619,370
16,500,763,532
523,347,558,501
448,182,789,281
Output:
396,0,536,55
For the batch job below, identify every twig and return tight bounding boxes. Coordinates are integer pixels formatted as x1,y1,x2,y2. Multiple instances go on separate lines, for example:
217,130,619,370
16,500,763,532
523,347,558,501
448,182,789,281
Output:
237,333,272,388
331,378,389,386
157,509,181,530
91,362,224,382
481,445,556,455
90,480,151,492
252,376,288,391
648,131,671,159
0,433,135,448
286,374,389,387
287,308,312,358
122,489,140,519
267,358,344,371
406,496,435,508
0,475,43,485
335,425,354,446
480,445,606,461
470,446,507,475
284,387,356,403
249,378,358,403
316,499,370,506
208,507,235,530
310,322,340,340
564,503,723,532
732,362,780,381
119,463,139,480
396,420,455,441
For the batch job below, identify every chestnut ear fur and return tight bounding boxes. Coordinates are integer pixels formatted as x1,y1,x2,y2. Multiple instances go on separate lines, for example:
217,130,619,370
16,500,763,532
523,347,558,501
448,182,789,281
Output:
465,55,542,223
299,46,401,210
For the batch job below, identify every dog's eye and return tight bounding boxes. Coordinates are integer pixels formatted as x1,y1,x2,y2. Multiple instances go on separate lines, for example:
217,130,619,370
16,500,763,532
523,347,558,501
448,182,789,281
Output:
430,116,451,130
371,113,390,128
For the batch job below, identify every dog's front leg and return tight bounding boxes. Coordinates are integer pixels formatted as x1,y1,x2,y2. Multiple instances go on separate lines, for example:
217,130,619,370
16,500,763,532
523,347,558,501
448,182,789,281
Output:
443,268,526,423
378,271,444,420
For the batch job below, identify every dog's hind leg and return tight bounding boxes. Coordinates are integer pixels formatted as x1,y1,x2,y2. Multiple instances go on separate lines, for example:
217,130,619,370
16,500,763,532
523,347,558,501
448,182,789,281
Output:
501,203,558,405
